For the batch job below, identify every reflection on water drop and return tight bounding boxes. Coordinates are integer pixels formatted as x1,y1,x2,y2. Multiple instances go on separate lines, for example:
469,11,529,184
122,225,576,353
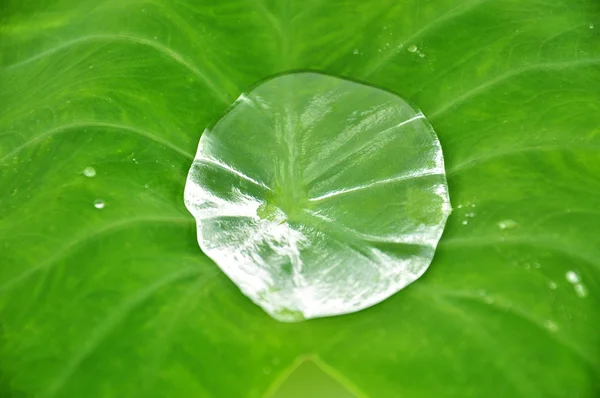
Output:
544,320,558,332
462,220,468,225
353,49,359,55
574,283,588,298
591,23,594,29
418,52,426,58
497,219,517,230
565,271,580,284
408,44,418,53
547,281,557,290
94,199,105,209
83,166,96,177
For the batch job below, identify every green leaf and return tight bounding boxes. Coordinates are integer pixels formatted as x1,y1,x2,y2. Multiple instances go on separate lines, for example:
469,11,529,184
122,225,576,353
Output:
1,1,599,397
184,72,451,321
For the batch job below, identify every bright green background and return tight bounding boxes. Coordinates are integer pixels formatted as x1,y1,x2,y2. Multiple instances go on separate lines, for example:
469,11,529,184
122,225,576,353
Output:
1,1,599,397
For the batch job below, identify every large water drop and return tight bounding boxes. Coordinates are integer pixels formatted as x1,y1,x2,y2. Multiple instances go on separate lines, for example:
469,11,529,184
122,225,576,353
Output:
184,72,451,321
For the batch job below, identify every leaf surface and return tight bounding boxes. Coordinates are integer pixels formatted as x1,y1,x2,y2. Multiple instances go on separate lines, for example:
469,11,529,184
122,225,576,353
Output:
1,1,599,397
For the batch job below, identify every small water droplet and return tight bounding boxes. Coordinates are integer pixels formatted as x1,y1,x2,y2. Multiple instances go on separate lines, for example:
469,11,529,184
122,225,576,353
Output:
153,36,158,39
574,283,588,298
533,262,541,269
408,44,418,53
94,199,105,209
497,219,518,230
590,23,594,29
565,271,580,284
544,320,558,332
418,52,425,58
144,183,150,189
263,366,271,374
83,166,96,177
467,212,476,218
547,281,557,290
457,204,463,209
353,49,359,55
462,220,468,225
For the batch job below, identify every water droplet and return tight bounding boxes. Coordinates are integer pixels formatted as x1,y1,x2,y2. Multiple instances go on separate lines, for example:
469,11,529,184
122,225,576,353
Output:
457,204,463,209
93,199,105,209
544,320,558,332
418,52,425,58
497,219,518,230
590,23,594,29
467,212,476,218
462,220,468,225
407,44,418,53
547,281,557,290
353,49,359,55
183,72,451,321
82,166,96,177
263,366,271,374
565,271,580,284
574,283,588,298
144,183,150,189
533,262,541,269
